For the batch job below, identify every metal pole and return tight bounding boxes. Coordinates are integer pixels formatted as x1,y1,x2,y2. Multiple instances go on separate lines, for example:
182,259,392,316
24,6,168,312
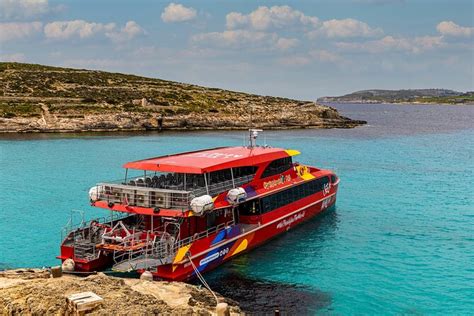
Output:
204,173,209,195
124,168,128,183
230,168,235,188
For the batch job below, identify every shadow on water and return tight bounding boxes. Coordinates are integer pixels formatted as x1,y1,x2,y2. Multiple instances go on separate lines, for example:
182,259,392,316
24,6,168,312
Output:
202,271,332,315
193,209,339,314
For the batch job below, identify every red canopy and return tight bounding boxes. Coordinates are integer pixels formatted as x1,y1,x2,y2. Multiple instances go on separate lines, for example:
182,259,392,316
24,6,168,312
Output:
123,146,300,174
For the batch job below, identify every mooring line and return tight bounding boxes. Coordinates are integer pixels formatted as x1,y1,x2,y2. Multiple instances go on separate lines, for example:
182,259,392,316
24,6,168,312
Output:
186,253,218,305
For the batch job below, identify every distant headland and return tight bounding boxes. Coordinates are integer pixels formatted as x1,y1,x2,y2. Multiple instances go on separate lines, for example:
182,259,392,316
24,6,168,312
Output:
0,62,365,133
318,89,474,105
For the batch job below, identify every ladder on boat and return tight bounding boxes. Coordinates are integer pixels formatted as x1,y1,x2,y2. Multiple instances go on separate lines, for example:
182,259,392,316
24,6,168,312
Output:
74,241,97,260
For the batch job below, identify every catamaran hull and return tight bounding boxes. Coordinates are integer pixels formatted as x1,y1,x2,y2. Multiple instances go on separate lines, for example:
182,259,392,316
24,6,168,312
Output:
144,191,337,281
59,177,338,280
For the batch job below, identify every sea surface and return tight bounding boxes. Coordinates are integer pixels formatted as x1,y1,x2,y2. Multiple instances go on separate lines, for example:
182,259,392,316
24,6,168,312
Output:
0,103,473,314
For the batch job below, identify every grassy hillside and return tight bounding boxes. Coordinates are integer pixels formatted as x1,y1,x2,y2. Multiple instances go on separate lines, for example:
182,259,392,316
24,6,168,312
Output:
0,62,365,132
317,89,473,105
0,62,288,117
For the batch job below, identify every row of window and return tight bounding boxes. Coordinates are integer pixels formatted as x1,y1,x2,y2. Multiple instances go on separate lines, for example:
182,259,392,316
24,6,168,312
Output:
238,176,330,216
207,166,258,184
261,176,329,213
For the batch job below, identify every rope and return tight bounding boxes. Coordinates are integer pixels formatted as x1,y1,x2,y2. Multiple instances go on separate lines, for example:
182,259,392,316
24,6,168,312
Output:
186,253,218,305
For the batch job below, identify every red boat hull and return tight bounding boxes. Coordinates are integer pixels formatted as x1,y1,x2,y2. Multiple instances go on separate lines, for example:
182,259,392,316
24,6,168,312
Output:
143,188,338,281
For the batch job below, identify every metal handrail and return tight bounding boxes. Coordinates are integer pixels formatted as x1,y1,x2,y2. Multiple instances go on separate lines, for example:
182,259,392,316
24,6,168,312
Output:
95,174,255,210
175,220,235,249
111,219,235,268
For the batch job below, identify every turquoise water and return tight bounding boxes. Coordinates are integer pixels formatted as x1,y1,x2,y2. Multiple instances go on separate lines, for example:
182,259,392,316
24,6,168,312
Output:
0,104,473,314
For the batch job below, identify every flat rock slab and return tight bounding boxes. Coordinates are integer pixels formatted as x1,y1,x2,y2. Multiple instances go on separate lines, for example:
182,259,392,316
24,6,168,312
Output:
0,269,242,315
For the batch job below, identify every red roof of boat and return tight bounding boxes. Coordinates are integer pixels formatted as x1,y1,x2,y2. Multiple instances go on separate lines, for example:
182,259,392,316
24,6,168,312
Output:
123,146,300,174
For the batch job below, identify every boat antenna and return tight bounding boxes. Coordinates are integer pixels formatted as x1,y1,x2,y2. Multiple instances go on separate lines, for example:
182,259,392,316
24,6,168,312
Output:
249,102,253,129
248,129,263,148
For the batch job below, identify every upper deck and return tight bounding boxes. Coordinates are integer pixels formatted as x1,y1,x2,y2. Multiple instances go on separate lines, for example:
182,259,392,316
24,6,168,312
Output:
90,144,330,216
123,146,300,174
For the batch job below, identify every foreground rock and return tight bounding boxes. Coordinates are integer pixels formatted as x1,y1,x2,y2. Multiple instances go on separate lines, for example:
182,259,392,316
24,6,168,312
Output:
0,269,241,315
0,63,366,133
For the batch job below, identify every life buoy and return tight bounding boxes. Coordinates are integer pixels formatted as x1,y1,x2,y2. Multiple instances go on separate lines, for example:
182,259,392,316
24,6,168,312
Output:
299,166,305,176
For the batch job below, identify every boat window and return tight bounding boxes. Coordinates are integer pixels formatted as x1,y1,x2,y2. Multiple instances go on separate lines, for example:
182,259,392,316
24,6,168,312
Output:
237,199,260,216
233,166,258,178
206,212,217,227
331,175,337,183
260,176,329,214
208,169,233,185
261,157,293,179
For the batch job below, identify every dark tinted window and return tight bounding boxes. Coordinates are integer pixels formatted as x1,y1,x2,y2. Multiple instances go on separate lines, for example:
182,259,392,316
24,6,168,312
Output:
207,167,257,184
331,175,337,183
261,176,329,213
233,166,258,178
237,199,260,216
261,157,293,179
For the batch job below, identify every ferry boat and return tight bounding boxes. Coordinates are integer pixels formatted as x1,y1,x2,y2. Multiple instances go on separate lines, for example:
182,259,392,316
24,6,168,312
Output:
58,130,339,281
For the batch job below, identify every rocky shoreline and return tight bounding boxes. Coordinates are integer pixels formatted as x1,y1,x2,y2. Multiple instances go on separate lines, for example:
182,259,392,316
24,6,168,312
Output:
0,104,366,133
0,268,241,315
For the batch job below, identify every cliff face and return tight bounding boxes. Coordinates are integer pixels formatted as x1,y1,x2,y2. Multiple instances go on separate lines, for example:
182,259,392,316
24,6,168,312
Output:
0,269,241,315
0,63,365,133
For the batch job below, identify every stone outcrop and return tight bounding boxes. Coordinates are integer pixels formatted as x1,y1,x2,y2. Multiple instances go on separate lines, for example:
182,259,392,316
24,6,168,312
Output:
0,269,241,315
0,62,366,133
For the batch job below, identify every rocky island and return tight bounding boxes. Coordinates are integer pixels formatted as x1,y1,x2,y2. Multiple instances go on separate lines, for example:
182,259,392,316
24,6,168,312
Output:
0,268,241,315
0,63,365,133
318,89,474,105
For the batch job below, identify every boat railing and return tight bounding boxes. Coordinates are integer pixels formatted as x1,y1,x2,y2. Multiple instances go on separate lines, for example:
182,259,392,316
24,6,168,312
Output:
95,173,255,210
175,219,235,250
96,184,192,210
111,219,235,270
192,174,255,197
61,212,130,242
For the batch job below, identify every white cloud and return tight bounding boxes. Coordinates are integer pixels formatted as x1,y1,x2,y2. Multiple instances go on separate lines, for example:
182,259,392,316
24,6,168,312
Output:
44,20,115,40
44,20,144,42
0,53,26,62
192,30,298,52
309,18,383,38
0,0,49,19
278,49,342,67
0,21,42,42
275,37,299,50
226,5,319,30
277,55,311,66
106,21,145,42
437,21,473,37
336,35,445,53
161,3,196,23
308,49,342,63
192,30,276,48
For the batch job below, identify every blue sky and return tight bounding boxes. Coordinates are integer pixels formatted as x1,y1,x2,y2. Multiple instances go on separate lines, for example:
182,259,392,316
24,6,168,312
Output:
0,0,472,100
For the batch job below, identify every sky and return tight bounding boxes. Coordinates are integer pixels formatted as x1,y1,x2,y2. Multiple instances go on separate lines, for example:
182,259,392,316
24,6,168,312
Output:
0,0,473,100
